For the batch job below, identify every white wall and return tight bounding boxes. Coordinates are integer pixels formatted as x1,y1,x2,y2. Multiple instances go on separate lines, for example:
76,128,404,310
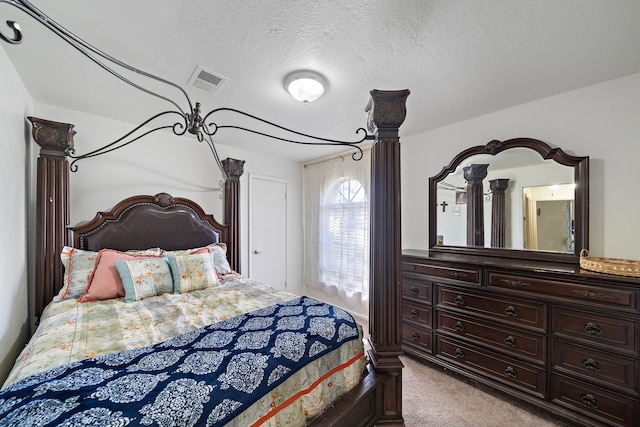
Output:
402,72,640,259
32,103,304,295
0,45,32,384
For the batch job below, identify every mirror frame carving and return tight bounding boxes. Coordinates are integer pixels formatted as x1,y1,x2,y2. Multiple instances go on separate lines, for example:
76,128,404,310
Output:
429,138,589,264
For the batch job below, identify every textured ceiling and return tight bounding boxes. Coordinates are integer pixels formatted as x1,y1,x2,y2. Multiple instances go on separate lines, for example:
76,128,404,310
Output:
3,0,640,161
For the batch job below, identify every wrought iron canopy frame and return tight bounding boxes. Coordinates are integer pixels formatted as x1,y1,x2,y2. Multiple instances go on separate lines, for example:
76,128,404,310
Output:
0,0,372,177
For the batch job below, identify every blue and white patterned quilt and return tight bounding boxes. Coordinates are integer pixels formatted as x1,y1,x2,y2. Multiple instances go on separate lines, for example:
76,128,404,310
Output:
0,296,360,427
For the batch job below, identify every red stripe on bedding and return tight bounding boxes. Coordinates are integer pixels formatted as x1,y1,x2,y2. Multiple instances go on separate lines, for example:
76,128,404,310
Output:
250,350,365,427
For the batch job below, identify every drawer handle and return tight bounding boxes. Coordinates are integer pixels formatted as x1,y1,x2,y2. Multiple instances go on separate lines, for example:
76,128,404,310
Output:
504,306,518,317
500,279,530,287
453,321,464,333
410,309,419,318
454,348,465,359
504,366,517,379
583,358,601,372
410,287,419,295
504,336,517,348
411,332,420,341
580,394,598,409
584,322,602,336
572,290,614,300
450,271,467,279
454,295,465,306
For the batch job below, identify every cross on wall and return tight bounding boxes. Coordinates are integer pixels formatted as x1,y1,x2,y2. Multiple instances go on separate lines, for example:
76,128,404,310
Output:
440,201,448,212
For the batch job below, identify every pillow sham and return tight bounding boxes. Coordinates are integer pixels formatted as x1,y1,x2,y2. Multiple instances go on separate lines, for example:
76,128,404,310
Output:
58,246,162,300
207,243,233,275
115,257,173,302
162,243,233,276
78,249,164,302
168,252,220,294
58,247,99,300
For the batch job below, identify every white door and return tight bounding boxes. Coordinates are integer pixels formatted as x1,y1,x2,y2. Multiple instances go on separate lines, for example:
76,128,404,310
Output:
249,175,287,291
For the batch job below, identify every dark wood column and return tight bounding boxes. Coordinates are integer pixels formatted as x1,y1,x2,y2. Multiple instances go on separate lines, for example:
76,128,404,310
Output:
28,117,75,319
463,164,488,247
222,158,244,273
490,178,510,248
366,89,409,426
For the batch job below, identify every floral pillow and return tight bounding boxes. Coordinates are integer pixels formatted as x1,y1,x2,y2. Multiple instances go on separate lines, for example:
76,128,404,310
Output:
58,246,161,300
115,257,173,302
162,243,233,276
78,249,164,302
168,252,220,293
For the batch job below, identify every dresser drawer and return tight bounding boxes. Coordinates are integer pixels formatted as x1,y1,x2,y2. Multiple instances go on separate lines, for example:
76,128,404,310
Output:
402,322,432,355
436,336,546,398
402,278,432,303
438,312,546,363
488,271,636,310
552,374,638,427
437,286,547,332
552,340,638,394
402,300,432,328
403,262,480,285
553,307,638,355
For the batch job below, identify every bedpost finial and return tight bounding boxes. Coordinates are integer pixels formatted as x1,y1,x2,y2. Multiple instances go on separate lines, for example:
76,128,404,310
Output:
222,158,245,182
28,116,76,154
365,89,410,135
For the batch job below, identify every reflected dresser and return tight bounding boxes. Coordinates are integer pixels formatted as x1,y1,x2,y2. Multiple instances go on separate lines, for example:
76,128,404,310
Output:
402,250,639,427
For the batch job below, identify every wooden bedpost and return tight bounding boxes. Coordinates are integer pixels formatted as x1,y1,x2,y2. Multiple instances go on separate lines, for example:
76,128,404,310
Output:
28,117,75,319
222,158,245,273
366,89,409,426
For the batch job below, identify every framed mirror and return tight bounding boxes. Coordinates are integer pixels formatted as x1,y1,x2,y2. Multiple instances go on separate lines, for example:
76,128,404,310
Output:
429,138,589,263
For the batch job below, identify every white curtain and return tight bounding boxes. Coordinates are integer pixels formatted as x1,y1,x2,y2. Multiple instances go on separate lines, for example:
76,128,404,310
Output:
303,149,371,313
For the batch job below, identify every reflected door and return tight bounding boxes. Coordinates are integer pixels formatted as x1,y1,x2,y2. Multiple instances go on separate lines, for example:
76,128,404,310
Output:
536,200,573,252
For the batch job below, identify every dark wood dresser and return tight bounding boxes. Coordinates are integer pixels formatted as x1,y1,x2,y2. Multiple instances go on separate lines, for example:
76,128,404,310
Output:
402,249,639,427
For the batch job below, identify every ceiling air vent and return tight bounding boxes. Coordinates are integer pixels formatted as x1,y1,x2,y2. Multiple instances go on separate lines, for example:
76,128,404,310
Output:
188,65,227,94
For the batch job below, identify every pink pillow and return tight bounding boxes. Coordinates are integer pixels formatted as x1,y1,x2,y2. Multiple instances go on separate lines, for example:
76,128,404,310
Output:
78,249,162,302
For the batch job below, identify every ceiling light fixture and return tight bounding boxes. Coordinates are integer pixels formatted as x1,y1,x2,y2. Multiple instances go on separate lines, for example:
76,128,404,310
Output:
285,70,328,104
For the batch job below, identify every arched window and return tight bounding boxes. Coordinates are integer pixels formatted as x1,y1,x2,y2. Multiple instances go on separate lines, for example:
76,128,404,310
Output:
320,178,369,298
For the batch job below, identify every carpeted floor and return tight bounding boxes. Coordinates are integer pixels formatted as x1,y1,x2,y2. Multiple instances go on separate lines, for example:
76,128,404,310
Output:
354,317,573,426
401,355,574,427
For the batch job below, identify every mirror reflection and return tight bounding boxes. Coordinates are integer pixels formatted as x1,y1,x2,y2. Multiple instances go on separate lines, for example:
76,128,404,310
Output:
430,138,589,262
523,184,575,252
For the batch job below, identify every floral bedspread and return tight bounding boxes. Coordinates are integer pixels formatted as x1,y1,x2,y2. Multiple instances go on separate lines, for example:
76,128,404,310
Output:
3,274,302,388
0,296,363,427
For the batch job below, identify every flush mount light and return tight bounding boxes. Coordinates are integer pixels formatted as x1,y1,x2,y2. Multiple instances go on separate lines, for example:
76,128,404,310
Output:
284,70,328,104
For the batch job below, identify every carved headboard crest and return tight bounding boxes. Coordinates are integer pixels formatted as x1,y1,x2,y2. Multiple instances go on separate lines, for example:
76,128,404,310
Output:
154,192,175,207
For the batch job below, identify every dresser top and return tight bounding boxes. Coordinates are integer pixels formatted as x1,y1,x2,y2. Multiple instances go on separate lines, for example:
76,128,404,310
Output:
402,249,640,287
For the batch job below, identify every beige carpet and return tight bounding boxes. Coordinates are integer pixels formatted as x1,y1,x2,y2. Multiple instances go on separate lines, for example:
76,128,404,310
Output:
401,355,573,427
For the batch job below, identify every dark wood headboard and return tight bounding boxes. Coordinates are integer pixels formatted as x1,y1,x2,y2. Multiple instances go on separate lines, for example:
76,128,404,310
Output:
29,117,245,318
70,192,228,252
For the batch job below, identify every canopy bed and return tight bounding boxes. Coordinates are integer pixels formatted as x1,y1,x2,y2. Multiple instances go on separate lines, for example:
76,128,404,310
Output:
0,3,408,424
0,0,409,426
402,138,640,427
0,89,409,427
